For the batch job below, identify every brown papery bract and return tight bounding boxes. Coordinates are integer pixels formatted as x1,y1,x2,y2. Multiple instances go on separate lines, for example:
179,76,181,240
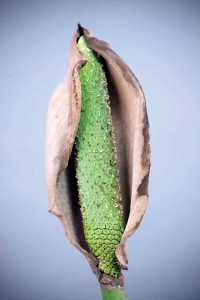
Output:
45,24,150,289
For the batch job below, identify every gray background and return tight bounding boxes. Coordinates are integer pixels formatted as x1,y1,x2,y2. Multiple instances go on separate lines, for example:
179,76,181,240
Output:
1,0,200,299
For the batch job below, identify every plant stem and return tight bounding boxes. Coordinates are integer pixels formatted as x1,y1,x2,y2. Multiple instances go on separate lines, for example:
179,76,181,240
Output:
100,287,126,300
99,271,126,300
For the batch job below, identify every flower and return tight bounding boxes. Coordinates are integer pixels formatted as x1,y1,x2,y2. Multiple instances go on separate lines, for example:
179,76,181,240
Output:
45,24,150,288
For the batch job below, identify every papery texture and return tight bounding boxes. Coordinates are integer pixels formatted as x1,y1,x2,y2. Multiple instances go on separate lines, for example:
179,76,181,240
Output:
45,24,150,282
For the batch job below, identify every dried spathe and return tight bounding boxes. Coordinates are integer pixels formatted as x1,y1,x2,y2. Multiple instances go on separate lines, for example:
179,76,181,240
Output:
45,24,150,288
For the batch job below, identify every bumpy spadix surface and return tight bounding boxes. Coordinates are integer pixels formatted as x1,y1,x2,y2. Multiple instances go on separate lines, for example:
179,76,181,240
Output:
76,36,124,277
